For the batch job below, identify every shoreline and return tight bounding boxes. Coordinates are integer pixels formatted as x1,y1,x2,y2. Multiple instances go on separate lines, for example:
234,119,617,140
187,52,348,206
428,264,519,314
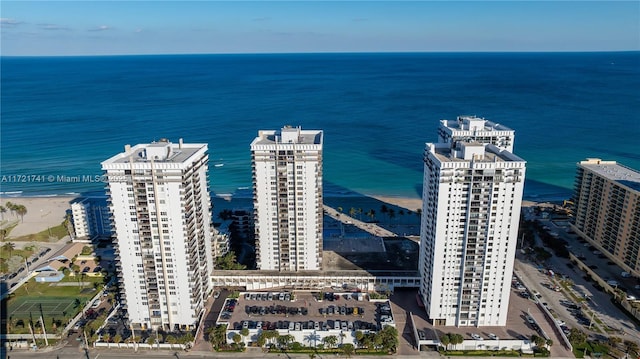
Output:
0,196,77,238
0,193,560,240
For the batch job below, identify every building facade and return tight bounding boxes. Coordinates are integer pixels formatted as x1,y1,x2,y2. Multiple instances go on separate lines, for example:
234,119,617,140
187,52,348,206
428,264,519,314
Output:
438,115,515,152
71,195,112,240
419,141,526,326
571,158,640,275
102,139,215,330
251,126,323,271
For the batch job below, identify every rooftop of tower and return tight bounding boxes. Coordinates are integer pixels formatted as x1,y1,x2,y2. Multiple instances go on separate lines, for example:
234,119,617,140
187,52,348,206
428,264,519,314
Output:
103,138,206,165
440,115,514,133
580,158,640,193
429,142,525,164
251,126,323,146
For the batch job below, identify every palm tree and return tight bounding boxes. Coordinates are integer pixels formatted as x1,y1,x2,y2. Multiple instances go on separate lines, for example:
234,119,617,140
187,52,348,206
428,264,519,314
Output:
380,205,389,222
342,343,355,357
5,202,15,218
113,334,122,344
366,209,376,222
0,205,6,220
15,205,27,223
323,335,338,349
2,242,15,258
388,208,395,225
349,207,357,219
232,333,242,345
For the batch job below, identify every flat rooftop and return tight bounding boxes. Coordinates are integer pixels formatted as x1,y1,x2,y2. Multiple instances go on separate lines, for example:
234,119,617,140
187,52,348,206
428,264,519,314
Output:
580,158,640,193
429,143,525,164
441,116,514,132
252,126,323,146
103,140,206,165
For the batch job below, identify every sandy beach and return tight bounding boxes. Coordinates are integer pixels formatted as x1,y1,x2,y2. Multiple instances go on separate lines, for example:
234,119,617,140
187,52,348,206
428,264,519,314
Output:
371,195,422,212
0,196,76,238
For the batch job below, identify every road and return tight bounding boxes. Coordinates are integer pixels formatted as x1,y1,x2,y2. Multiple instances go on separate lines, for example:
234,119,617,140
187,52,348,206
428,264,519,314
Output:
2,238,75,299
519,207,640,344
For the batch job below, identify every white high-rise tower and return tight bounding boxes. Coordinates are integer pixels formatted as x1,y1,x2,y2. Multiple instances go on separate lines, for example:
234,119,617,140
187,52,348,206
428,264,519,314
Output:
102,139,214,330
251,126,323,271
419,141,526,327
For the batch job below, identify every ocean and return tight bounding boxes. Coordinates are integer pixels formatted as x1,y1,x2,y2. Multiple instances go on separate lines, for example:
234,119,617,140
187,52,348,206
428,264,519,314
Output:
1,52,639,202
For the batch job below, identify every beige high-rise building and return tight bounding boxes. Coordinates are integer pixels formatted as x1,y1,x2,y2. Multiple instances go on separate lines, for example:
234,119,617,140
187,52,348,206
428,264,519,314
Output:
571,158,640,275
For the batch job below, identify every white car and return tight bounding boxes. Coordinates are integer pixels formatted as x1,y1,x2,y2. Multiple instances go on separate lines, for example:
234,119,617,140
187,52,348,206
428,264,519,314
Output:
488,333,498,340
471,334,483,340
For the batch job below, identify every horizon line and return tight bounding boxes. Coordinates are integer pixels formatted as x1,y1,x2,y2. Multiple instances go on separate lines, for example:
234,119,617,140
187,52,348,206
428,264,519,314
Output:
2,50,639,58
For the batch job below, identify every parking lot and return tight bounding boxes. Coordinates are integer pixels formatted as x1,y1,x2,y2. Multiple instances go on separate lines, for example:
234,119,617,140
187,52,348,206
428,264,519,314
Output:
220,290,390,335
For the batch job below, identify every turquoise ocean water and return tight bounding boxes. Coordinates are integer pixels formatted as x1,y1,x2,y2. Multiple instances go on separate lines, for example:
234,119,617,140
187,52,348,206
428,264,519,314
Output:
1,52,639,202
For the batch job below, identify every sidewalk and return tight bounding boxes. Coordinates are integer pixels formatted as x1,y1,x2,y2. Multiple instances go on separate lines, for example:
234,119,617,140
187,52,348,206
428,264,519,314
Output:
323,205,396,238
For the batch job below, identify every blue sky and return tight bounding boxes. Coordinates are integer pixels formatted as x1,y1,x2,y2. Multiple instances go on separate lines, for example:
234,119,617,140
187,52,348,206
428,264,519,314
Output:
1,1,638,55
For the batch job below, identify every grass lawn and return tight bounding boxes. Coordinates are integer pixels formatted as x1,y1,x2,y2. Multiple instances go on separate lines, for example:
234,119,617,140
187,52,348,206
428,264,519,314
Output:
4,275,104,334
8,222,68,242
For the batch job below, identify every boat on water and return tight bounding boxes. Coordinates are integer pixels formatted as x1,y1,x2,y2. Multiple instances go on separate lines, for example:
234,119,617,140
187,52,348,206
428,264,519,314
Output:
214,164,224,167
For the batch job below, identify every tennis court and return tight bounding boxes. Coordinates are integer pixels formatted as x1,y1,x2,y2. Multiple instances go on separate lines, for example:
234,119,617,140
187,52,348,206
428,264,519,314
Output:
8,296,77,320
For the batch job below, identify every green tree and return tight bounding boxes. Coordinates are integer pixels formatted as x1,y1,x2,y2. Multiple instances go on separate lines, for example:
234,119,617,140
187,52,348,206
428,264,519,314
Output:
366,209,376,222
215,251,246,270
568,328,587,345
2,242,15,258
240,327,249,337
440,334,451,350
232,333,242,345
5,202,15,218
182,332,194,344
387,208,396,225
15,205,27,223
81,245,93,255
0,204,6,220
376,325,399,353
355,330,364,343
256,332,266,347
278,334,295,349
323,335,338,349
380,204,389,222
209,324,227,349
166,335,177,344
449,333,464,349
147,335,156,346
342,343,355,357
349,207,357,218
113,334,122,344
103,333,111,343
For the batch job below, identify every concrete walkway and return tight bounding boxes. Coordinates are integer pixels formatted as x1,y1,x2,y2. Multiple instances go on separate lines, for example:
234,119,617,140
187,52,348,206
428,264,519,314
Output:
323,205,397,238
